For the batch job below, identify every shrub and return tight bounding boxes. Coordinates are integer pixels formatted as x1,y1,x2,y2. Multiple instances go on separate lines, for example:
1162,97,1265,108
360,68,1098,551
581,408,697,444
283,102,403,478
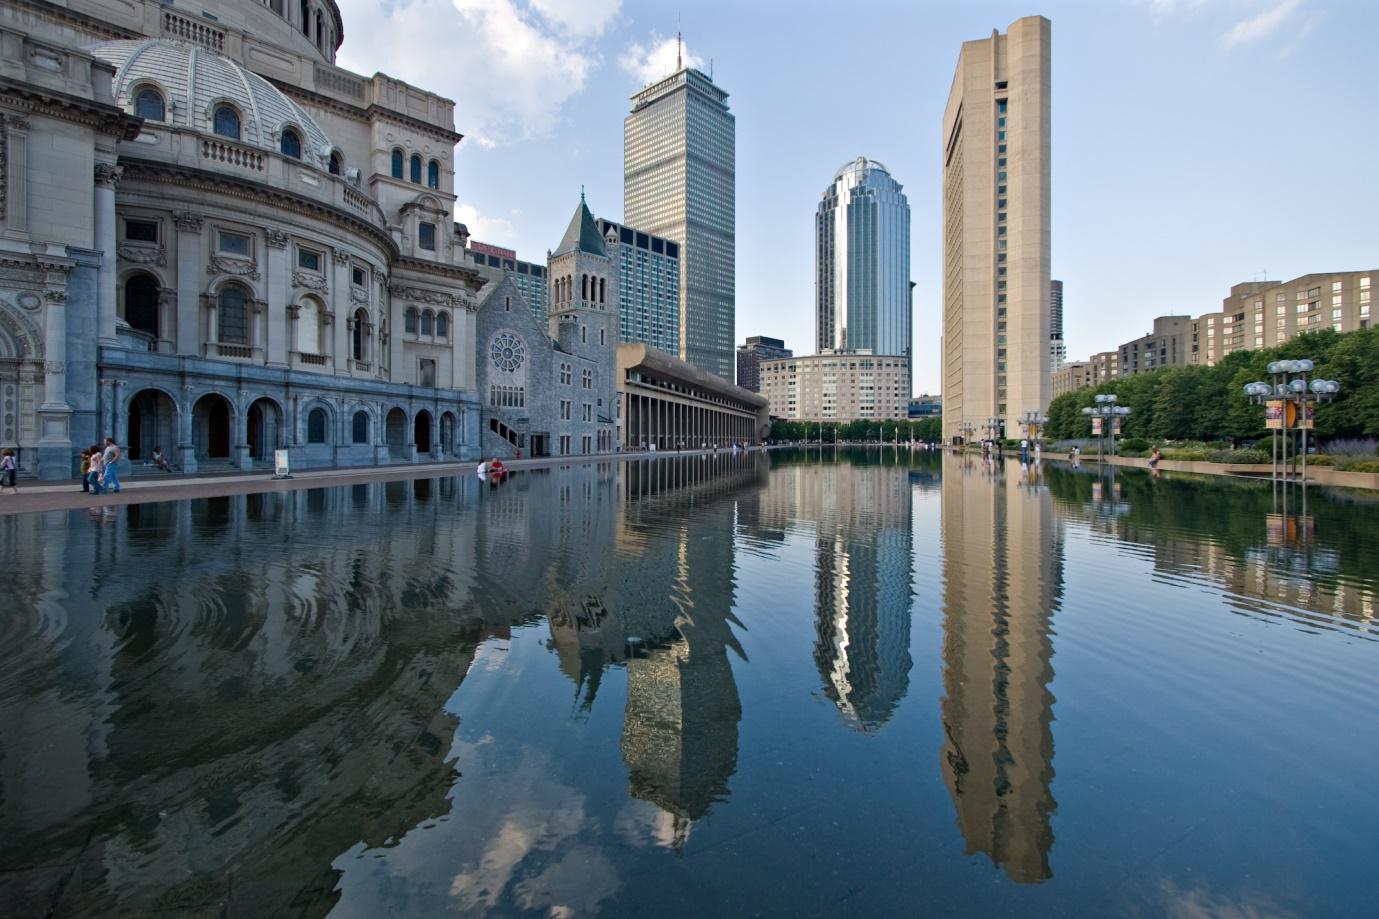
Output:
1307,454,1334,466
1164,450,1209,461
1207,449,1269,464
1323,438,1379,458
1118,448,1148,458
1336,458,1379,473
1120,437,1150,453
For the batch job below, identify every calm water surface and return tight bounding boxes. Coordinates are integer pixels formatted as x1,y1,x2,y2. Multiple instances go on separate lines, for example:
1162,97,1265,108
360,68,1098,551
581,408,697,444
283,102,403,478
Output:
1,450,1377,917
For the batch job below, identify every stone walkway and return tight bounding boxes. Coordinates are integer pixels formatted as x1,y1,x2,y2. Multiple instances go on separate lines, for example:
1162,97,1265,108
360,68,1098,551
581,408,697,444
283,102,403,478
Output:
0,448,767,516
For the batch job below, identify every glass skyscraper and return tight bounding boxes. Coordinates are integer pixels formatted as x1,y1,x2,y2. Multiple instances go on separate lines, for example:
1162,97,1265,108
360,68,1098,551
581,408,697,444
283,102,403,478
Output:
816,157,913,377
624,65,735,381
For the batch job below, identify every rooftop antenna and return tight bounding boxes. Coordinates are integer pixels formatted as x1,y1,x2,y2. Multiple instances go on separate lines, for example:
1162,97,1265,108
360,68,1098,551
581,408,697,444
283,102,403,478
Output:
676,19,683,71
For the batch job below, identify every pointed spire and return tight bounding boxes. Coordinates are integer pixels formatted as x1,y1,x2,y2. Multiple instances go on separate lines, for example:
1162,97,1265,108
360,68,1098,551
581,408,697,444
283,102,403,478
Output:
554,193,606,258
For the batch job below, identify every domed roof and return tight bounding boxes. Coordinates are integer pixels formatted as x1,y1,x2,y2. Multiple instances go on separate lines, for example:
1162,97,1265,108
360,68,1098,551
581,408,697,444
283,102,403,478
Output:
834,156,891,183
87,39,335,166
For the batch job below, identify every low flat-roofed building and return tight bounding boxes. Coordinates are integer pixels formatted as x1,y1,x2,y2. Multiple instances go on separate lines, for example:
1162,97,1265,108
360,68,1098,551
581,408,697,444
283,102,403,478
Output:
760,351,909,421
1051,361,1092,398
617,344,769,449
1089,351,1119,385
1118,315,1191,377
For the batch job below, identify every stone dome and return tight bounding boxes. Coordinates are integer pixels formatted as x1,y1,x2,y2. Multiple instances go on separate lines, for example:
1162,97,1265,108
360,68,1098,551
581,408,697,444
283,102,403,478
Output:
87,39,336,167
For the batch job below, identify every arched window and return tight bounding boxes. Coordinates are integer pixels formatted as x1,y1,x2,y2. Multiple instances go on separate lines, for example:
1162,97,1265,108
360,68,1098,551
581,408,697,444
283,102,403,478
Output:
391,149,404,179
581,274,588,301
296,298,320,354
351,307,367,361
213,105,241,140
300,0,310,36
599,277,606,304
427,159,440,188
307,407,327,443
328,151,342,175
404,307,418,334
280,128,301,159
409,154,422,184
420,309,434,335
135,87,165,121
436,311,449,337
123,274,160,337
315,10,325,50
218,286,249,344
352,410,370,444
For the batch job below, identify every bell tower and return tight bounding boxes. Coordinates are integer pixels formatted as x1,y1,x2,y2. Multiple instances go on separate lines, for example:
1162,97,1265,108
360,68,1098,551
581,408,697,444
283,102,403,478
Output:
547,192,618,360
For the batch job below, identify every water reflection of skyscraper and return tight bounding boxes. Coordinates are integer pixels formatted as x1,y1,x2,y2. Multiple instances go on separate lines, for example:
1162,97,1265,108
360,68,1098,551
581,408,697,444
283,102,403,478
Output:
939,453,1061,883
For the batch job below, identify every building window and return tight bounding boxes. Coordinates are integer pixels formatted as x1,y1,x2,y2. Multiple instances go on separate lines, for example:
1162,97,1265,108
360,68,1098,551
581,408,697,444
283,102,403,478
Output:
352,410,369,443
582,404,592,422
436,311,449,338
281,128,302,159
135,87,165,121
420,309,434,335
352,308,368,360
307,408,327,443
404,307,418,334
352,266,366,287
298,248,321,271
125,219,158,243
329,151,342,175
391,149,404,179
218,231,251,257
410,154,422,184
418,221,436,251
218,286,249,344
123,274,159,337
560,400,571,421
561,363,571,385
213,105,241,140
599,328,606,346
419,358,436,387
427,159,440,189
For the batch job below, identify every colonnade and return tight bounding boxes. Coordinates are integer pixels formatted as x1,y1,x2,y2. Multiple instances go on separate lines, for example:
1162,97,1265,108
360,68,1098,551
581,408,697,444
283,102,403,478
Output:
623,389,759,451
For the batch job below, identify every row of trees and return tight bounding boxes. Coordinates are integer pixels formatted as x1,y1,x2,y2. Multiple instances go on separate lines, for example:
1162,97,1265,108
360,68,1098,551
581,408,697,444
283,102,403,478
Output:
1045,326,1379,443
769,417,943,443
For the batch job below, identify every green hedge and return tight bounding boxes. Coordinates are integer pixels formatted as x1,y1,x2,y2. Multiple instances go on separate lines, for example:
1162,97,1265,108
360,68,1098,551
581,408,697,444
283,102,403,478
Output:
1206,449,1269,464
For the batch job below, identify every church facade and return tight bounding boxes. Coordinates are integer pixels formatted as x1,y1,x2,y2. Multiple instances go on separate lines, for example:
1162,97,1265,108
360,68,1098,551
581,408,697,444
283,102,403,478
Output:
1,0,484,478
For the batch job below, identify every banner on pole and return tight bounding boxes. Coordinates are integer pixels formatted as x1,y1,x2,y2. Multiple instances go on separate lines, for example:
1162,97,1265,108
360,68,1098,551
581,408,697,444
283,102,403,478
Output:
1296,401,1315,430
1112,417,1122,436
1091,417,1103,436
1265,400,1284,430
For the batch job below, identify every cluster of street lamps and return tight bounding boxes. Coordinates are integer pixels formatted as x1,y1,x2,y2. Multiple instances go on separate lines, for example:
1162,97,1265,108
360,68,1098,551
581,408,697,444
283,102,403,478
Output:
1081,393,1132,461
1243,358,1341,482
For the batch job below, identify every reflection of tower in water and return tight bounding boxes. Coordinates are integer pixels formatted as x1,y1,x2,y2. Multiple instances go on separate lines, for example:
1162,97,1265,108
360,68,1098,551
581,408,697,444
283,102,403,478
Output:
939,454,1061,883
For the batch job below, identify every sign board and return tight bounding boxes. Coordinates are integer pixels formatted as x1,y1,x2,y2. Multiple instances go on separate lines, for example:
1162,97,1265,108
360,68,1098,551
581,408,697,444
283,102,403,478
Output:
1265,400,1284,430
1091,417,1103,436
274,449,290,478
1296,401,1315,431
1112,417,1122,436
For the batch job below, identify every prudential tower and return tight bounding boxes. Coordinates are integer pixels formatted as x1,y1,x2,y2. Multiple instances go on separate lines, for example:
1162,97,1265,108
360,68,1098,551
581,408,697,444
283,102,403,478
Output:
816,157,913,387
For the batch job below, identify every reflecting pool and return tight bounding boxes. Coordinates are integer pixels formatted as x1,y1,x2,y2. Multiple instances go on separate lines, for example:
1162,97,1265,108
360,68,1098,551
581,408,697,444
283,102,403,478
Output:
1,450,1377,917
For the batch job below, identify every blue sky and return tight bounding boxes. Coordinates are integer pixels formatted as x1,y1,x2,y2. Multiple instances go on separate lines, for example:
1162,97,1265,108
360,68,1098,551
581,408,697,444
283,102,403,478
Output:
337,0,1378,394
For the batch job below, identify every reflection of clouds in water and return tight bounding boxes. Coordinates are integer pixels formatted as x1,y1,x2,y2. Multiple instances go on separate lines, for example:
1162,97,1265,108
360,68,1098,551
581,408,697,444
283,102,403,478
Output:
613,798,689,850
330,741,620,917
1157,879,1299,919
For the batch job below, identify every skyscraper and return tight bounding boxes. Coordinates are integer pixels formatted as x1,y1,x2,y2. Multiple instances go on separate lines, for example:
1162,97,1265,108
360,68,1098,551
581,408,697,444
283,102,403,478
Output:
942,16,1051,442
1049,279,1065,372
594,218,681,356
624,57,736,381
816,157,913,377
735,335,791,392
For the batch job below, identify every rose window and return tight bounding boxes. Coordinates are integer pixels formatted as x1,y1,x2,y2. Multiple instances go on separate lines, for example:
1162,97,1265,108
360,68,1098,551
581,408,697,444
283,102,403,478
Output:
490,333,525,372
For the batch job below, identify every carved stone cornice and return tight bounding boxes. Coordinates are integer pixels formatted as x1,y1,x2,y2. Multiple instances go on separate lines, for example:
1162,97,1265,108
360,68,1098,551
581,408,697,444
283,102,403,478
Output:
0,87,140,140
286,303,301,319
117,244,166,266
292,270,328,291
173,210,204,233
350,286,368,303
44,289,67,305
389,283,468,310
265,229,289,248
334,250,351,265
208,255,260,281
158,287,176,306
250,299,268,315
44,360,65,375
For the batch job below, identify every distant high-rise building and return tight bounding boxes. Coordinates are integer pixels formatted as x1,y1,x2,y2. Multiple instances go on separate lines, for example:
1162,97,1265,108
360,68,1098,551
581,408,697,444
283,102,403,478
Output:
595,218,681,356
942,16,1051,442
735,335,791,392
1049,279,1065,372
760,351,909,422
624,60,736,380
462,236,549,323
816,157,913,388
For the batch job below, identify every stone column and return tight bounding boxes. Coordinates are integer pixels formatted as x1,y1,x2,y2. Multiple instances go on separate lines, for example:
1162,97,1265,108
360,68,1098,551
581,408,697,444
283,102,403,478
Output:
157,287,177,353
94,163,122,346
179,383,196,473
235,389,251,470
4,115,29,234
36,284,74,478
265,230,291,366
173,212,204,354
332,250,351,368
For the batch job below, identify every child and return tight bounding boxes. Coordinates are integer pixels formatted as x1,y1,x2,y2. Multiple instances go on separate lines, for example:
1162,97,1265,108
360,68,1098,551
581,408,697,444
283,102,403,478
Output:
0,449,17,493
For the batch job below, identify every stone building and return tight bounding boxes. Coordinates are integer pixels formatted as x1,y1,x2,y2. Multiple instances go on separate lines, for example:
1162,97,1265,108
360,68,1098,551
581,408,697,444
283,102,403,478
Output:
1050,360,1091,398
1,0,484,478
475,196,618,458
760,350,910,422
1117,315,1190,377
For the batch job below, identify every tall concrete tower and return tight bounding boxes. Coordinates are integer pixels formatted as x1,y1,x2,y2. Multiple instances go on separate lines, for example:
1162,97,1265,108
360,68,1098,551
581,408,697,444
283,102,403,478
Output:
942,16,1051,441
624,59,736,381
816,157,913,389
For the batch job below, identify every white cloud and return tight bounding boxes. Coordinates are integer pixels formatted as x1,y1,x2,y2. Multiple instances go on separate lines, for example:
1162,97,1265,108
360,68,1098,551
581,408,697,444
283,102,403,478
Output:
528,0,621,38
618,32,703,85
455,202,516,244
1141,0,1208,18
1221,0,1304,49
334,0,608,147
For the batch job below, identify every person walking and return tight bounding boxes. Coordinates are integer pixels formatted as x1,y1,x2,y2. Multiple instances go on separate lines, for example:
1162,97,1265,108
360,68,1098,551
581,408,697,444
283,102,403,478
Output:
79,447,93,493
0,449,17,494
87,445,105,495
100,437,122,493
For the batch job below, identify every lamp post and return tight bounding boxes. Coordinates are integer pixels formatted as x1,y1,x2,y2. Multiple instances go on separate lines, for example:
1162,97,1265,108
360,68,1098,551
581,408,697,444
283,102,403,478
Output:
1081,394,1131,463
958,420,976,448
1243,359,1339,482
1019,409,1049,445
985,416,1003,448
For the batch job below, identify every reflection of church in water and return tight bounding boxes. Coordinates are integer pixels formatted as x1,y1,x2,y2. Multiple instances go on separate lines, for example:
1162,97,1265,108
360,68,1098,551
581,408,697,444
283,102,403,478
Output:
938,453,1062,883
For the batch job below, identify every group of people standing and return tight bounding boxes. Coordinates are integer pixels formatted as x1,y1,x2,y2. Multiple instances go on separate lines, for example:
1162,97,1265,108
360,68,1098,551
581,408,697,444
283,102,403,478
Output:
79,438,136,495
